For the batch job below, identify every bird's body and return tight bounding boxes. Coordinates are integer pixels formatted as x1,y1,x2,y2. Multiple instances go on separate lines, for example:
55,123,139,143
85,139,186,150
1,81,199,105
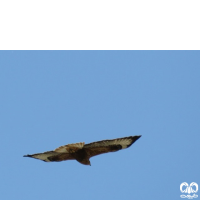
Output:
24,135,141,166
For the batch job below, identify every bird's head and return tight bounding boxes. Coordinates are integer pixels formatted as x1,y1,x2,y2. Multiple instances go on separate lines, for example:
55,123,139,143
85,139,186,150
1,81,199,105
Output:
81,159,91,166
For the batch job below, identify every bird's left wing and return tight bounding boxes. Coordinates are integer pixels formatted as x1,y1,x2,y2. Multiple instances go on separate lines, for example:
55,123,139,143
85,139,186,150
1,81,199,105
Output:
83,135,141,158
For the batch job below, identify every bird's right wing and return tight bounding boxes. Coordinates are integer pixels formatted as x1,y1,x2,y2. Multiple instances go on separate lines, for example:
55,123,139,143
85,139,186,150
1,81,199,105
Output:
23,151,75,162
23,142,85,162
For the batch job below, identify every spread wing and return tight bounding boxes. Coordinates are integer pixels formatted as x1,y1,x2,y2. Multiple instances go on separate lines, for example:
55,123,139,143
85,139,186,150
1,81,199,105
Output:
83,135,141,158
23,151,75,162
23,142,84,162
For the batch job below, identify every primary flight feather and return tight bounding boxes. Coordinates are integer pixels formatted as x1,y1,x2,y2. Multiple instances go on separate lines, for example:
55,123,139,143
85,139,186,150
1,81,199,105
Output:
24,135,141,166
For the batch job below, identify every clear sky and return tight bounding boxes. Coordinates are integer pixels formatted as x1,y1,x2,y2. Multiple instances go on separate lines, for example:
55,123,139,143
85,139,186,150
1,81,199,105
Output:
0,51,199,200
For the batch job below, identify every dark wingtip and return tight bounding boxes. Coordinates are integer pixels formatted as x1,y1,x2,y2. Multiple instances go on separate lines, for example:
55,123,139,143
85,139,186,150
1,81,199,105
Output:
131,135,142,141
127,135,141,147
136,135,142,139
23,154,32,157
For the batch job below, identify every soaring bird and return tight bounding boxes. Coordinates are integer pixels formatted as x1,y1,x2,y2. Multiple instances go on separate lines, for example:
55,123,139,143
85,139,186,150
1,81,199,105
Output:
24,135,141,166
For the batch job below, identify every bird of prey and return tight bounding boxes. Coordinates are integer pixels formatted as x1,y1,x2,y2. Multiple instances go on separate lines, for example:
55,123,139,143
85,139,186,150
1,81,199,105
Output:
24,135,141,166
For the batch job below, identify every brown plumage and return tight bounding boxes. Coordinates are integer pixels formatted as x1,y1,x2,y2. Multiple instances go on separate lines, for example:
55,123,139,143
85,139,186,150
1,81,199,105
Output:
24,135,141,166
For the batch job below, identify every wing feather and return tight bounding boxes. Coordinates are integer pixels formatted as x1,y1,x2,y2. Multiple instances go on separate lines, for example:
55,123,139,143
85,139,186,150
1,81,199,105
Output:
54,142,85,153
23,151,60,162
47,153,75,162
84,145,122,158
23,142,85,162
23,151,75,162
83,136,141,158
84,136,141,149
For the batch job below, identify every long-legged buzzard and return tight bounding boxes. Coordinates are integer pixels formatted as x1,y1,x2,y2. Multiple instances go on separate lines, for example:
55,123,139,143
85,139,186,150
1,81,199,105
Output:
24,135,141,166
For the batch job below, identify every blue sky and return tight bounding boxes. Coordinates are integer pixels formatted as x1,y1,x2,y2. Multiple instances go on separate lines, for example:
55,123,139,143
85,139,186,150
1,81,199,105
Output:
0,51,199,200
